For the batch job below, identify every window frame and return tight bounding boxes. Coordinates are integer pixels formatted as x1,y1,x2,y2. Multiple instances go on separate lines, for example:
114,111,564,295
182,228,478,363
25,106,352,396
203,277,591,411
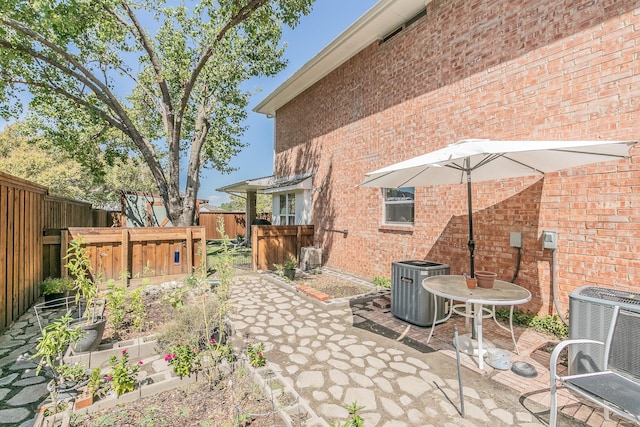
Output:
382,187,415,225
279,193,296,225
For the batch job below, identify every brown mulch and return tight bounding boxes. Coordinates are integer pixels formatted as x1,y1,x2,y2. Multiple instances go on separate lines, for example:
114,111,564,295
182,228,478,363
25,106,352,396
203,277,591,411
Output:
292,273,372,299
75,284,284,427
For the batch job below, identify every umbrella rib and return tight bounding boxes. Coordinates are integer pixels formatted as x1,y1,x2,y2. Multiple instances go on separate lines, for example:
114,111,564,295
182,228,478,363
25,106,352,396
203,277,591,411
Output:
549,148,629,158
495,154,544,175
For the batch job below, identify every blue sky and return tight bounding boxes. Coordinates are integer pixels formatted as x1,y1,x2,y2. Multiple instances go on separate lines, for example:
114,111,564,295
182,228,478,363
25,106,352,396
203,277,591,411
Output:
0,1,378,205
203,0,378,205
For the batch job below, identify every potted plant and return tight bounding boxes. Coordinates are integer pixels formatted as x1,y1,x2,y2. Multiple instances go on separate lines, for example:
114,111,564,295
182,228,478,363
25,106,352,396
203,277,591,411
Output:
283,255,297,280
40,277,75,308
64,237,107,353
32,312,87,401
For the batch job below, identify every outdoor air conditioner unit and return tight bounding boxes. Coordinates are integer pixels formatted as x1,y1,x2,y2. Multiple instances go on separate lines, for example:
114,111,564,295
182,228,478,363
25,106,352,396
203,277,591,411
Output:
568,286,640,376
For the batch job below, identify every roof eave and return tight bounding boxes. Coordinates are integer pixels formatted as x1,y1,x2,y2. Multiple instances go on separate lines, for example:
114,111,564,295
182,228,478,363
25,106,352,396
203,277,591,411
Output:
254,0,429,117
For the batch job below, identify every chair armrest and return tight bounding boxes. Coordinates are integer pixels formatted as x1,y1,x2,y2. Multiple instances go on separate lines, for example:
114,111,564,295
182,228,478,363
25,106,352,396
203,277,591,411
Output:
550,339,603,380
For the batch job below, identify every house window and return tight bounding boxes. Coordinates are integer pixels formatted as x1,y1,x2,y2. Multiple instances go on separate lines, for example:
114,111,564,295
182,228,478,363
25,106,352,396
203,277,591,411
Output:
383,188,414,224
279,193,296,225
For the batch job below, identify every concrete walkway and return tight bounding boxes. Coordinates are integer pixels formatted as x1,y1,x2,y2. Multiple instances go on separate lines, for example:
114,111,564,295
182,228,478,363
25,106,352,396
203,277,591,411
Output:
0,269,625,426
229,271,568,427
0,306,54,426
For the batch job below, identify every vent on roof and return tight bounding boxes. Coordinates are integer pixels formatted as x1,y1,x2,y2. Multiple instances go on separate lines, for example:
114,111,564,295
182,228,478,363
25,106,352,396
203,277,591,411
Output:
380,8,427,43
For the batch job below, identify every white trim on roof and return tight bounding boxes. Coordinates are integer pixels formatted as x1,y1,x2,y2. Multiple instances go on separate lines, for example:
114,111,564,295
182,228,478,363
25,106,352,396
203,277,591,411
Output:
254,0,429,117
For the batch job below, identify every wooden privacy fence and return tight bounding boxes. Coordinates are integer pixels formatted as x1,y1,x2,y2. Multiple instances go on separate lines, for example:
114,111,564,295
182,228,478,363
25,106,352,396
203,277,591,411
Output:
1,171,119,334
58,227,207,285
251,225,314,271
199,211,271,240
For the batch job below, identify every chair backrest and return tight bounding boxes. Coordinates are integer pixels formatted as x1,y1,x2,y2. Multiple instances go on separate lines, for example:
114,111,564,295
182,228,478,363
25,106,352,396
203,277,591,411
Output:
608,308,640,381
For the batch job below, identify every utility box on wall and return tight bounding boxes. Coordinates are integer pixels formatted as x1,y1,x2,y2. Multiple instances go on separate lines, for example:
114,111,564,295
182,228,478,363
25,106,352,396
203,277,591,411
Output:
300,247,322,271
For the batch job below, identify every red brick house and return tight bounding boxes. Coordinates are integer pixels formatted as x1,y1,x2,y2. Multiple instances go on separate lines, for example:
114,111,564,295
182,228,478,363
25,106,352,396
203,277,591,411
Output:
252,0,640,316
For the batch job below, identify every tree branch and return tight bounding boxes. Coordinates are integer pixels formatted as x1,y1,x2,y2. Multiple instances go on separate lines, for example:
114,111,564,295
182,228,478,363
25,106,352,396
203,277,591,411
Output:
178,0,268,118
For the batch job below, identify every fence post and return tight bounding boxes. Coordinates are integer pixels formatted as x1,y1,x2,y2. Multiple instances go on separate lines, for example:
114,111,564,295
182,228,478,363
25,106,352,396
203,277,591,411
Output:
199,227,207,273
186,228,193,274
121,229,129,285
60,230,69,278
296,226,302,260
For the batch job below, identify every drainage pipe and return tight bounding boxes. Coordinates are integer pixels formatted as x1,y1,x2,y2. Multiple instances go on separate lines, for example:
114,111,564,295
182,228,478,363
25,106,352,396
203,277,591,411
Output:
510,247,522,283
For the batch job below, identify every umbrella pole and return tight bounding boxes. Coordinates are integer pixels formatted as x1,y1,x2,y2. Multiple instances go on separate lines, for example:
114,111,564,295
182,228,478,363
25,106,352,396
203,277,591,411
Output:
465,163,478,341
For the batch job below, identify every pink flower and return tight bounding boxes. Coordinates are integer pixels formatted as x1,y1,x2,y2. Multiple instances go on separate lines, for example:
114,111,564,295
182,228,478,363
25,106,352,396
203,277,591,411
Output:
164,354,171,362
138,361,143,365
121,349,127,355
172,353,176,359
106,375,113,381
258,352,263,357
210,338,216,344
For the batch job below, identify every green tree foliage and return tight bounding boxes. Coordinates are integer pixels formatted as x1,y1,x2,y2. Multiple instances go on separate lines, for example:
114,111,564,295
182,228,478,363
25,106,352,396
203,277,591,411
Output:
0,123,156,207
219,193,272,213
0,0,313,225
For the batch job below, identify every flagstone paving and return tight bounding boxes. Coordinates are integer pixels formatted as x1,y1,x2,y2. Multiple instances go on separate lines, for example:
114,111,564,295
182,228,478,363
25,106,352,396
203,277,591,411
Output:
0,269,628,426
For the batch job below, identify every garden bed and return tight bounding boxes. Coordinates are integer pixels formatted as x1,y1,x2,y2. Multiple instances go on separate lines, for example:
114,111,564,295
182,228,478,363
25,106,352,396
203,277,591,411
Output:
50,278,285,426
293,273,372,299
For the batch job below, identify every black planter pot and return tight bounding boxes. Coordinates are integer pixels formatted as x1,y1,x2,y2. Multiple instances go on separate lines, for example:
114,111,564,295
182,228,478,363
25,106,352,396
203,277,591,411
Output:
43,293,65,309
70,317,107,353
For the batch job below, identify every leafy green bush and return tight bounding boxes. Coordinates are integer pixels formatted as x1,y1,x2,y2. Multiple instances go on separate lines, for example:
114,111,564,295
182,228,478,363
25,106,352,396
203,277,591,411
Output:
373,276,391,288
40,277,74,295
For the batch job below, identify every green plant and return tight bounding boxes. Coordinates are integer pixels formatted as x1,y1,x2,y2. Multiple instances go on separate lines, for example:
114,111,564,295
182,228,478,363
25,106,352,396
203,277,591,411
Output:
495,308,568,339
283,255,297,270
107,349,141,396
246,342,266,368
373,275,391,288
329,401,365,427
65,237,100,323
40,277,74,295
86,367,109,398
129,287,147,333
105,281,126,335
163,286,190,309
165,341,201,378
57,362,87,383
33,312,86,377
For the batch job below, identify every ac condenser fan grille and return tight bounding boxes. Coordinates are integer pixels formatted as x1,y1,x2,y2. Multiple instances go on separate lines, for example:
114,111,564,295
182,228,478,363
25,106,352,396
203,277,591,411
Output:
579,287,640,306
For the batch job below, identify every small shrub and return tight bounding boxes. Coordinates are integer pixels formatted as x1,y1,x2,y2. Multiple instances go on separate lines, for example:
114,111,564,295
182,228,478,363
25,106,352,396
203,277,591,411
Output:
246,342,266,368
40,277,74,295
106,281,127,335
329,401,365,427
129,287,146,333
165,341,201,378
495,308,568,339
373,276,391,288
107,349,141,396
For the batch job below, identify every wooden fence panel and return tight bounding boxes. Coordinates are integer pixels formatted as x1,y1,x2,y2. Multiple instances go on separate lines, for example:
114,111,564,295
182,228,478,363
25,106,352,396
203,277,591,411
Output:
63,227,206,286
251,225,314,271
199,212,271,240
1,171,123,334
0,173,47,333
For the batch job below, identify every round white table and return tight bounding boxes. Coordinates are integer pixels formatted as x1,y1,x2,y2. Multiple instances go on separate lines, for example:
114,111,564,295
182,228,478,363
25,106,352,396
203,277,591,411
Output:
422,275,531,369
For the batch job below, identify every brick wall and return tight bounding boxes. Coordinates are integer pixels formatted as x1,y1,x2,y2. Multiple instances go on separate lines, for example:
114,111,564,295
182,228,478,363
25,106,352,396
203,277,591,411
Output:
273,0,640,316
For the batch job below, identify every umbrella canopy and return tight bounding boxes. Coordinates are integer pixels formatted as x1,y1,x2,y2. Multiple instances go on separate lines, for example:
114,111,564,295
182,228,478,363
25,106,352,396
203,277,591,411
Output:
360,139,637,276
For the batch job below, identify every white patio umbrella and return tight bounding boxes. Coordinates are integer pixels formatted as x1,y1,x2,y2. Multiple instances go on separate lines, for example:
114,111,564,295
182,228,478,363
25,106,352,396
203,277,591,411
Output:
359,138,636,277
